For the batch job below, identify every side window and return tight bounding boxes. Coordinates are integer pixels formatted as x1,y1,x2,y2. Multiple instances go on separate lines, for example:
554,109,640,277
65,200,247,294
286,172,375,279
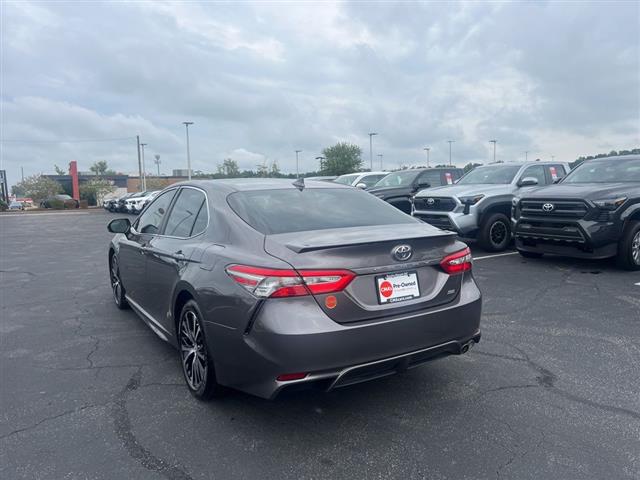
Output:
163,188,207,238
136,190,176,234
417,171,443,187
190,202,208,236
520,165,547,185
547,165,566,183
361,174,386,188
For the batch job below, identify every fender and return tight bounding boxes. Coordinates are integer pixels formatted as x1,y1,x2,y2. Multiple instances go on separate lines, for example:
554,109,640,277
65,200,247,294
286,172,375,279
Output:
476,195,514,224
620,201,640,223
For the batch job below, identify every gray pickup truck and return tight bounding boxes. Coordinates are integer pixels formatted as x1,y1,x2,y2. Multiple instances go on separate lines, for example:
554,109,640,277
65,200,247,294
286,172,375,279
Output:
412,162,571,251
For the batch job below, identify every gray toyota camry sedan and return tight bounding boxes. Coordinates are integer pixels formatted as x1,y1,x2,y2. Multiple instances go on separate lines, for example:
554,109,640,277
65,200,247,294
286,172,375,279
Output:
107,179,482,400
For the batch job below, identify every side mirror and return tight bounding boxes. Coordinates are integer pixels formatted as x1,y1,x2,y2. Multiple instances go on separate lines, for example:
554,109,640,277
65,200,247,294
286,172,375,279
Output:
553,177,562,184
518,177,539,187
108,218,131,234
355,183,367,189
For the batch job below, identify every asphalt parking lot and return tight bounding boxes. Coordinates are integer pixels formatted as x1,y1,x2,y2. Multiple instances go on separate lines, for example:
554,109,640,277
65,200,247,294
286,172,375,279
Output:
1,210,639,480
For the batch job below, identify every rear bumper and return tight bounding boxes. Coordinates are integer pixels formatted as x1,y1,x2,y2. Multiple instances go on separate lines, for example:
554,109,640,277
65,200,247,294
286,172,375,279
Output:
206,273,482,399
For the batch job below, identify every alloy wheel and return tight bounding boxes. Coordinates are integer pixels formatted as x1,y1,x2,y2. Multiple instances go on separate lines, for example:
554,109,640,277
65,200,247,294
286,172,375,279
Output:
110,256,122,305
632,231,640,265
490,220,508,247
179,309,208,391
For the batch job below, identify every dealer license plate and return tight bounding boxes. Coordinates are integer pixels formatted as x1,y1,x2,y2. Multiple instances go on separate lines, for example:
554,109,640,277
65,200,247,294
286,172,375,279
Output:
376,271,420,304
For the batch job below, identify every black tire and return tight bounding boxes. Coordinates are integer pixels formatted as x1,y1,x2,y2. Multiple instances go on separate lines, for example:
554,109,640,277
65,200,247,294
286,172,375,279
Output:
178,300,223,400
109,254,129,309
518,250,543,259
616,220,640,271
478,213,511,252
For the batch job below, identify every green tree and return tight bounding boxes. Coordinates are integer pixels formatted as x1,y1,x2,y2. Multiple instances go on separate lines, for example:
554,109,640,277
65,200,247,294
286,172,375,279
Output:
256,163,269,177
216,158,241,177
13,175,63,202
269,161,281,177
321,142,363,176
79,178,116,206
90,160,115,176
54,164,66,175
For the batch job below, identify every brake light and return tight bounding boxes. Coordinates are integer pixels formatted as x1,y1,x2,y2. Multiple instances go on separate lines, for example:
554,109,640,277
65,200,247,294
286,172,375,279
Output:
440,247,472,274
225,265,355,298
277,372,308,382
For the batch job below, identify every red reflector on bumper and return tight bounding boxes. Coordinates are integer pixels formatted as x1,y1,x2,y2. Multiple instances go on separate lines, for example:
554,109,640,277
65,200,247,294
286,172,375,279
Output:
276,372,308,382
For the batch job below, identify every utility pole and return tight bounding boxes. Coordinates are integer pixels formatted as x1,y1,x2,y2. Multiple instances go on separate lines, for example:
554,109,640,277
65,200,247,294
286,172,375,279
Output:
423,147,430,168
21,166,24,182
368,132,378,171
447,140,455,166
551,155,555,161
525,151,529,162
154,154,161,176
295,150,302,177
377,153,383,170
183,121,194,180
136,136,143,191
489,140,497,163
140,143,147,191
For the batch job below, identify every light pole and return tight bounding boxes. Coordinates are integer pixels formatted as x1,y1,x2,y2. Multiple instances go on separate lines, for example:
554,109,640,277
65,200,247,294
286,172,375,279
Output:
489,140,497,163
551,155,555,161
295,150,302,177
140,143,147,191
447,140,455,166
423,147,430,167
377,153,383,170
315,156,325,172
525,151,529,162
183,121,194,180
368,132,378,171
154,154,161,176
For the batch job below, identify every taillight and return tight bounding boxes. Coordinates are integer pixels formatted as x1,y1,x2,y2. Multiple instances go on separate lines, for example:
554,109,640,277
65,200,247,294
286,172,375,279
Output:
440,247,472,274
225,265,355,298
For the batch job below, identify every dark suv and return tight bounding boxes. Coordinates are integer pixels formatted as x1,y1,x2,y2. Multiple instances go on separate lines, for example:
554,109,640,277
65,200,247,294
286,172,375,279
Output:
368,168,464,214
513,155,640,270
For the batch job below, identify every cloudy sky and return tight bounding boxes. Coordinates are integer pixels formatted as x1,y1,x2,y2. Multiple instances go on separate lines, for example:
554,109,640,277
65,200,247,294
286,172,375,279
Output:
1,1,638,185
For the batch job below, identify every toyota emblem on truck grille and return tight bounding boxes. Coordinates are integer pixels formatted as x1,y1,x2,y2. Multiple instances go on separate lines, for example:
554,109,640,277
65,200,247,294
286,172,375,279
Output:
542,203,555,212
427,198,436,206
392,244,413,261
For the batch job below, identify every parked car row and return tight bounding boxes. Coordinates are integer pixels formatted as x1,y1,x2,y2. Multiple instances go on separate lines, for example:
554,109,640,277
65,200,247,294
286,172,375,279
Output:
104,191,160,214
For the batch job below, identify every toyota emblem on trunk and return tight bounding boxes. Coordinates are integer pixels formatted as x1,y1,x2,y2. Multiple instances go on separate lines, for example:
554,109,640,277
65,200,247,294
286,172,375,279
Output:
542,203,555,212
392,244,413,261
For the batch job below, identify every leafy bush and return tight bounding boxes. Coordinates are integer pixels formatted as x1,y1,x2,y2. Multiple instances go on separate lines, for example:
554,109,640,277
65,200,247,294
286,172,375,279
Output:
0,200,7,212
49,199,65,210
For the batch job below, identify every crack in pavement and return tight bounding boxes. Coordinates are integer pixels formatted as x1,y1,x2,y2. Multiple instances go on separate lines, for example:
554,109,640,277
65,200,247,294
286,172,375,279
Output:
0,402,109,440
474,348,640,420
112,368,194,480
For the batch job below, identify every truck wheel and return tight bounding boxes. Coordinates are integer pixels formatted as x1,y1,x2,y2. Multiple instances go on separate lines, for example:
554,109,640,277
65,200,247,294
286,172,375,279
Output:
617,221,640,271
478,213,511,252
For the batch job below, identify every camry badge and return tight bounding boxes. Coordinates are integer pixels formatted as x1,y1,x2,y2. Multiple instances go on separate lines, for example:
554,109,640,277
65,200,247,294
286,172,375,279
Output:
542,203,555,212
392,244,413,261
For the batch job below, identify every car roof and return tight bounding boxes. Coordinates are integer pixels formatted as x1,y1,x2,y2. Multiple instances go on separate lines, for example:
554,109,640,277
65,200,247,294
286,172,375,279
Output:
173,178,353,193
584,154,640,162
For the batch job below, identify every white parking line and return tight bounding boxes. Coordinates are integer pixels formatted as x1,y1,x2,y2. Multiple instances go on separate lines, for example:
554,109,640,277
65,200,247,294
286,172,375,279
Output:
474,251,520,261
0,212,90,218
635,282,640,286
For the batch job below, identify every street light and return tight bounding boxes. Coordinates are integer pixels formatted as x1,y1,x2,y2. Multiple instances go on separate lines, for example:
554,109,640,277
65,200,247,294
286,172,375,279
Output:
368,132,378,171
489,140,497,163
447,140,455,166
377,153,383,170
525,151,529,162
140,143,147,191
315,155,325,172
183,121,194,180
423,147,430,168
295,150,302,177
154,154,161,176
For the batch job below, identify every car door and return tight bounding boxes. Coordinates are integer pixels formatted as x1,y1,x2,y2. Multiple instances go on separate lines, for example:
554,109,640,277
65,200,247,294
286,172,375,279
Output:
118,189,177,308
144,187,209,330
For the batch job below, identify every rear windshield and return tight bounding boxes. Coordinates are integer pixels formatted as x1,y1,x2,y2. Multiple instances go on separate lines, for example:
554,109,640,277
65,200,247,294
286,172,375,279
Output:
562,158,640,183
227,188,418,235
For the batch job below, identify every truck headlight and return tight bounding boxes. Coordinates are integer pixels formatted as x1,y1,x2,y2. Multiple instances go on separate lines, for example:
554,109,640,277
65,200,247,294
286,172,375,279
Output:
593,197,627,210
459,194,484,205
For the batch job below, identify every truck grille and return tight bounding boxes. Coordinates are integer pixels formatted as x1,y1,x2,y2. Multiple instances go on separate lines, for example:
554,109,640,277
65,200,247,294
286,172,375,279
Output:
415,214,454,231
413,197,457,212
516,221,585,243
520,199,588,219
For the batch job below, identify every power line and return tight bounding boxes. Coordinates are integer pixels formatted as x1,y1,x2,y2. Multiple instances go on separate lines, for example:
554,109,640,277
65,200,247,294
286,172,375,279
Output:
0,136,136,144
